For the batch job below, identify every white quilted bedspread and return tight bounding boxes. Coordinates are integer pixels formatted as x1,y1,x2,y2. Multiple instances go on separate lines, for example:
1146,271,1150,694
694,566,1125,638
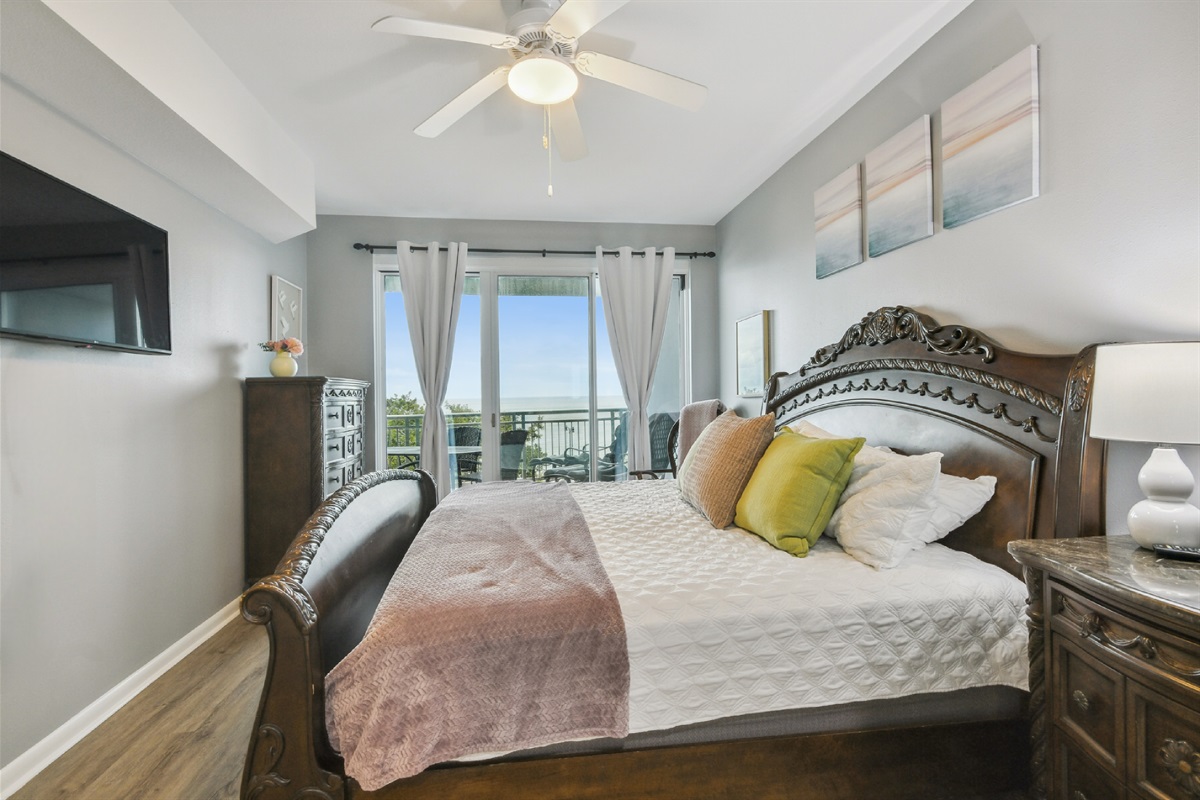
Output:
568,480,1029,734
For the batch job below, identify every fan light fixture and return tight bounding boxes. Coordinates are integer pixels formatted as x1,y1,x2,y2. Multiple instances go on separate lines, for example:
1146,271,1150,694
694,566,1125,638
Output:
508,51,578,105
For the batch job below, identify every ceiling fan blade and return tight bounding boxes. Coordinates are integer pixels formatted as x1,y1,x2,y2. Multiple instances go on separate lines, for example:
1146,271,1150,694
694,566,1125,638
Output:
545,0,631,42
549,100,588,161
372,16,519,49
414,66,512,138
574,51,707,111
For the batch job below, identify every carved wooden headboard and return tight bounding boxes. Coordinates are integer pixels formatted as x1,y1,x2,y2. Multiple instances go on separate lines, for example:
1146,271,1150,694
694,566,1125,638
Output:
763,306,1106,577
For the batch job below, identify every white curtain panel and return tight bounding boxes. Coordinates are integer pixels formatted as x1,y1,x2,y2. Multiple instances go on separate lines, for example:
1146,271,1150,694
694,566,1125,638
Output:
397,241,467,499
597,246,675,473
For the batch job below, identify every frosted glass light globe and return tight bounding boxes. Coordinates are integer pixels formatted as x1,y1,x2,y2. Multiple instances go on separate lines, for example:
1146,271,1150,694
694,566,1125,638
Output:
508,52,578,105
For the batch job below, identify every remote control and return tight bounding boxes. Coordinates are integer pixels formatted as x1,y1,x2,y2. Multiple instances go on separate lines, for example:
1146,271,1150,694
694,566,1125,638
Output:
1152,543,1200,563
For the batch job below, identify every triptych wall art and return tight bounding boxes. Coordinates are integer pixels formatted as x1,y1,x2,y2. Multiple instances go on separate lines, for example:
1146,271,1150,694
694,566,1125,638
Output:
815,45,1039,279
814,164,863,279
866,115,934,258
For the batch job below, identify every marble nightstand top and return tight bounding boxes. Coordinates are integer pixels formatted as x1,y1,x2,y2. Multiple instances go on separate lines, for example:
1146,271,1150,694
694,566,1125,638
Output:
1008,535,1199,629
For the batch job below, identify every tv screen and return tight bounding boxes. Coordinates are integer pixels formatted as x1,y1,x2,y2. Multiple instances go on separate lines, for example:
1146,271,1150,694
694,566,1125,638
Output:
0,152,171,354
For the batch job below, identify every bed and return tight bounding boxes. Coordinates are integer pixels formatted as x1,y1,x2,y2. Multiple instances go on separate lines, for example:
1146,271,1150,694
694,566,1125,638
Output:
239,305,1106,800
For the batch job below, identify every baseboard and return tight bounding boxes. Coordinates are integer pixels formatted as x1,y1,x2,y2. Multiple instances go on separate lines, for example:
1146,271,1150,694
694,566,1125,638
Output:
0,598,241,799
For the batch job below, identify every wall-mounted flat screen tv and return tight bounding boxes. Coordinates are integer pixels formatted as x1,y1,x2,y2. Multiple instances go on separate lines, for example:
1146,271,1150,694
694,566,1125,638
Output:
0,152,171,354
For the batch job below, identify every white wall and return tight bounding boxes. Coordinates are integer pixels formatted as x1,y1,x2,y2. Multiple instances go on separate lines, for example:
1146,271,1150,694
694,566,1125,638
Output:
305,215,718,465
715,0,1200,531
0,81,307,767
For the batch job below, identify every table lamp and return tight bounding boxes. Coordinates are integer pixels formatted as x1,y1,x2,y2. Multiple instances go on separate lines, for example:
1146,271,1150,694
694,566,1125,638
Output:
1089,341,1200,549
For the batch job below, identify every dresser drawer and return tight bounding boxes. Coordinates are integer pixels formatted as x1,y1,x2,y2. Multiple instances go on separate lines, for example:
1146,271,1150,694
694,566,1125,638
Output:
1058,732,1126,800
1056,633,1125,774
1129,680,1200,800
325,429,363,463
324,399,364,432
324,457,364,496
1051,583,1200,695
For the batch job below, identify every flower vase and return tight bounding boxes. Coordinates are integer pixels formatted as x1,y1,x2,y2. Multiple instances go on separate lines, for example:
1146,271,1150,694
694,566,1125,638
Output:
269,351,298,377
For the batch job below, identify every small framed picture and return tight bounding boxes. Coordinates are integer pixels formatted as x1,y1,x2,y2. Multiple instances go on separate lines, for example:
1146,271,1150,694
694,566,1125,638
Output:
270,275,302,341
736,311,771,398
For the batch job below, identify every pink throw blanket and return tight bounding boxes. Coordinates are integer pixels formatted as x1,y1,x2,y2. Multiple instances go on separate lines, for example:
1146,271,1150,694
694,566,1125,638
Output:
325,481,629,790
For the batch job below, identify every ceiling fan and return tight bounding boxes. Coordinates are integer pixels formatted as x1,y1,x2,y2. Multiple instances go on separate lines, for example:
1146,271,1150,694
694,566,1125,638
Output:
372,0,708,161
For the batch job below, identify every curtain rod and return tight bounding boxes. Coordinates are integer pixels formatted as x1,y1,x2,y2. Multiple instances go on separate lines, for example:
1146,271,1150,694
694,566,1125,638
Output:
353,243,716,259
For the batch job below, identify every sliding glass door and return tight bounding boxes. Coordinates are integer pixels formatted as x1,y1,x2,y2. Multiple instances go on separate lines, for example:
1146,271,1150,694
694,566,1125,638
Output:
376,256,688,488
495,275,596,482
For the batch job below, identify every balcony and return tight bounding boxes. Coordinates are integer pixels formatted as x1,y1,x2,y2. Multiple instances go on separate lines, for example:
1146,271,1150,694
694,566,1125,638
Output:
385,407,628,486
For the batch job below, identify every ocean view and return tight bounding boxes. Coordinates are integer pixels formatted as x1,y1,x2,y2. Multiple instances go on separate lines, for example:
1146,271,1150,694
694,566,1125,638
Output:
444,396,628,415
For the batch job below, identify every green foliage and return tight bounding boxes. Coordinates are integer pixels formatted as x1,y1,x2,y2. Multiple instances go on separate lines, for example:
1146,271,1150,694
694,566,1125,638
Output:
386,391,424,416
386,392,473,416
384,392,547,477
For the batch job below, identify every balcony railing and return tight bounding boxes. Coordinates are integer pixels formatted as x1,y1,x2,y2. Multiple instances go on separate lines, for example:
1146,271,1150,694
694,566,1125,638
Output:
385,407,627,482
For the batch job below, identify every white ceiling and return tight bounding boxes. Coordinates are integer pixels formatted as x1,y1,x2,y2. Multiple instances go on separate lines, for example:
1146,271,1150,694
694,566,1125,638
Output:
170,0,969,226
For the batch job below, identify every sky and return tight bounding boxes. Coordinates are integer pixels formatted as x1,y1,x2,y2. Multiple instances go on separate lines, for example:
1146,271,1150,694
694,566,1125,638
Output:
385,286,626,413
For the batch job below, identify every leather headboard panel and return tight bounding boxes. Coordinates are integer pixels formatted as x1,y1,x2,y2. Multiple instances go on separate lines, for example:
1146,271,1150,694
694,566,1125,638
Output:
796,402,1040,577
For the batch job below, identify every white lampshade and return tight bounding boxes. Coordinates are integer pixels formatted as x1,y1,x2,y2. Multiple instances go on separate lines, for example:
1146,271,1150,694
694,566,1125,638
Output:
1089,342,1200,445
1090,341,1200,550
507,51,578,105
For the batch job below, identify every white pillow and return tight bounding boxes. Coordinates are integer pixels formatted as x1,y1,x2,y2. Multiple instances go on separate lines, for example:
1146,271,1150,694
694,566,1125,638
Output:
927,472,997,541
788,419,996,567
828,450,943,568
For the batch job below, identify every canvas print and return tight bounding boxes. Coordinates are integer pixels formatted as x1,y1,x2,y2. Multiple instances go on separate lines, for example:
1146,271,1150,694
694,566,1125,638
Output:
814,164,863,279
942,45,1040,228
866,115,933,257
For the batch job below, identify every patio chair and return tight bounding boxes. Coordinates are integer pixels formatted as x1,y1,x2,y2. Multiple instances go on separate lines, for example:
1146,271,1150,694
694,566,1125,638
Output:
538,412,685,483
452,425,482,483
628,413,680,480
458,427,529,483
499,428,529,480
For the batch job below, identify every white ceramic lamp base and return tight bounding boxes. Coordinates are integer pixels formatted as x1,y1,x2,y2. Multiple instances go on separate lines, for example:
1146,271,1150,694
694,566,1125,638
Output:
1127,447,1200,549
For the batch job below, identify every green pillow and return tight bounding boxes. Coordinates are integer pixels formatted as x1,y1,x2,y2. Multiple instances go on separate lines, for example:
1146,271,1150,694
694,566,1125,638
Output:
734,430,864,556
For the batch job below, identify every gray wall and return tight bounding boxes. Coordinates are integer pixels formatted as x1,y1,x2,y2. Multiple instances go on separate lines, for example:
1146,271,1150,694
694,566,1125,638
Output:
0,81,307,766
306,215,718,465
715,0,1200,532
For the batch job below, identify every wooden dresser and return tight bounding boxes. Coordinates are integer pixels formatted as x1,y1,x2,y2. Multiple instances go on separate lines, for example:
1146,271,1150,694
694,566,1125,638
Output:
1009,536,1200,800
243,376,369,585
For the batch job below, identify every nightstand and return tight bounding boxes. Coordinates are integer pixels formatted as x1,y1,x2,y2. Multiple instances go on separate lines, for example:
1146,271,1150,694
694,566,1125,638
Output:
1009,536,1200,800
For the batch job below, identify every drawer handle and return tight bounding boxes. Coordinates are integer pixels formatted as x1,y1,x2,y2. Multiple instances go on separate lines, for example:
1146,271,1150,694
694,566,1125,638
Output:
1158,738,1200,797
1071,689,1091,714
1071,791,1088,800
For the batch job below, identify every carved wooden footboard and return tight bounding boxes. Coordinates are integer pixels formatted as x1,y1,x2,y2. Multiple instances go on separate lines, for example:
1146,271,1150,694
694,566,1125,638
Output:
239,306,1106,800
241,469,436,799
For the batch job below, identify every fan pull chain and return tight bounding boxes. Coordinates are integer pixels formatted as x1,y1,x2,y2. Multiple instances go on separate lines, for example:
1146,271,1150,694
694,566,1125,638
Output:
544,105,553,198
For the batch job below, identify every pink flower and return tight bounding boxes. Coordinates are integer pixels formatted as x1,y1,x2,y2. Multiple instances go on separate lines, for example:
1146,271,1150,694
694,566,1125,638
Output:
259,338,304,354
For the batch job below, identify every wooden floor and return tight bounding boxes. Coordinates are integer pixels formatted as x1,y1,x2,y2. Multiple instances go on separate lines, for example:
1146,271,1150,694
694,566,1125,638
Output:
10,618,1028,800
10,618,267,800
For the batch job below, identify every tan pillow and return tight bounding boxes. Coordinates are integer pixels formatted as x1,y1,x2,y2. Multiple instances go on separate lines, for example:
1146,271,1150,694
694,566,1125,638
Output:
677,410,776,528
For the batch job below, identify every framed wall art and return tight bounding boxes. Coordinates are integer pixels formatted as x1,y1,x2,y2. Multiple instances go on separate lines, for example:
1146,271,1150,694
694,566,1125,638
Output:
736,311,771,397
270,275,303,342
942,45,1040,228
866,115,933,256
814,164,863,279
